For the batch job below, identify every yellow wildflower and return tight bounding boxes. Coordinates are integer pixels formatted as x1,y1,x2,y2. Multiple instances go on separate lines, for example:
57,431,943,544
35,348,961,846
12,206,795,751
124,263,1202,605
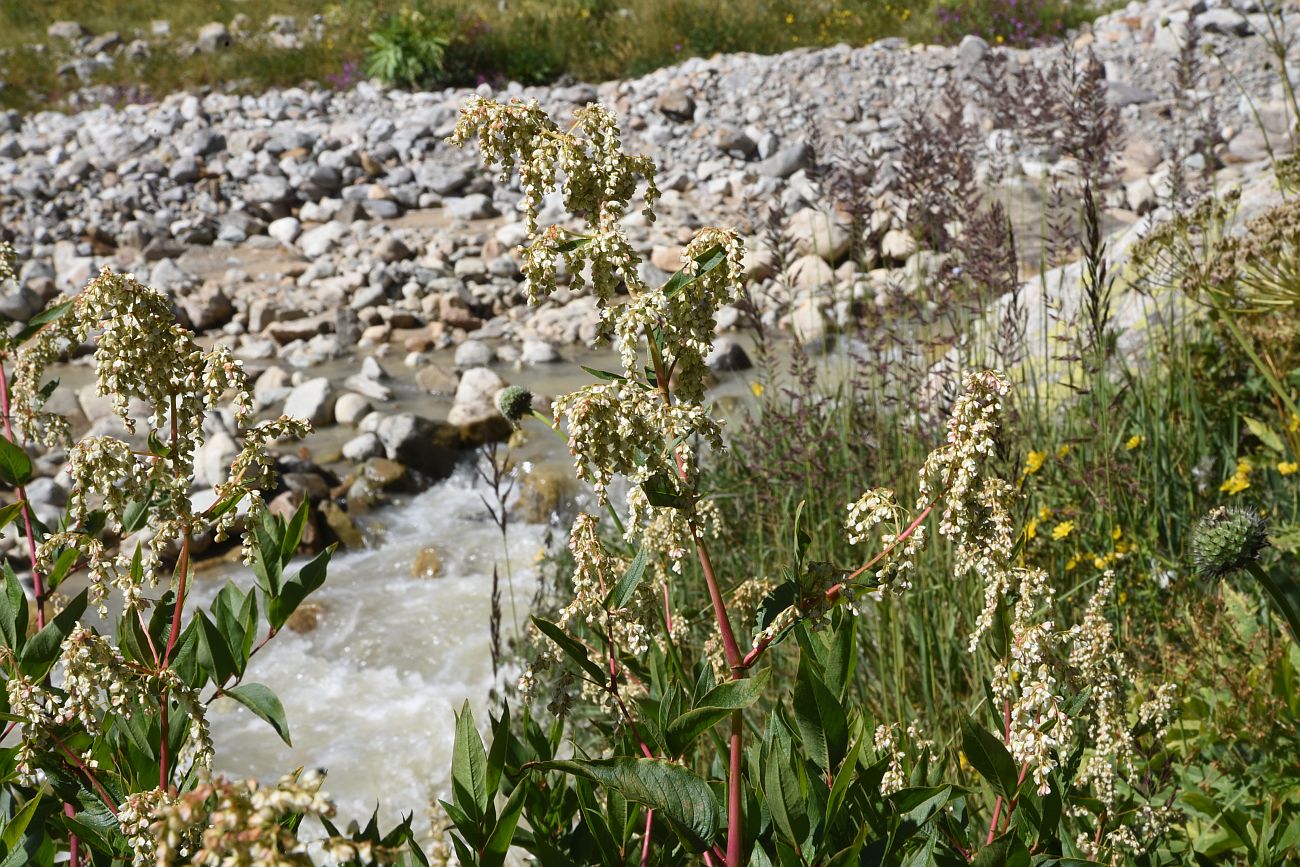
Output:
1220,458,1252,495
1052,520,1075,541
1025,518,1038,540
1024,450,1047,475
749,381,764,398
1056,444,1071,459
1290,413,1300,433
1111,527,1123,541
1038,505,1053,520
1279,461,1298,476
995,34,1005,43
786,13,795,24
1126,435,1144,450
1066,554,1080,571
1118,591,1128,605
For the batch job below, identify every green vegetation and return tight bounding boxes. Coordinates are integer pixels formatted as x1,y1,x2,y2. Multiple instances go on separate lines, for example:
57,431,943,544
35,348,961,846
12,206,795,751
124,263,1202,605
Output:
0,0,1099,111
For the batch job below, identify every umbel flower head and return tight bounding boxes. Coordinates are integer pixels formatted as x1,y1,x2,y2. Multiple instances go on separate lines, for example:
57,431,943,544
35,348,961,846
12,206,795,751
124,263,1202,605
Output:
1190,505,1269,578
496,385,534,424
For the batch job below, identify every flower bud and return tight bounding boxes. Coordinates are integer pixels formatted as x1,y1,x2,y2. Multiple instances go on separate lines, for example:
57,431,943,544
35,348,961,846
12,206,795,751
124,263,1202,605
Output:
495,385,534,424
1191,505,1269,578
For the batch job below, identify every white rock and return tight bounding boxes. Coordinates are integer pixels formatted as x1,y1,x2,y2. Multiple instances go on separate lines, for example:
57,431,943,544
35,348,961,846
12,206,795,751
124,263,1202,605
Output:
282,377,335,426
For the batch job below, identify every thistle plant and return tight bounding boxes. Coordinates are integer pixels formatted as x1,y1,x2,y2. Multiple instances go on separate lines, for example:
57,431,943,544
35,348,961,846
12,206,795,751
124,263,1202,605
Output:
442,99,1181,866
0,260,421,864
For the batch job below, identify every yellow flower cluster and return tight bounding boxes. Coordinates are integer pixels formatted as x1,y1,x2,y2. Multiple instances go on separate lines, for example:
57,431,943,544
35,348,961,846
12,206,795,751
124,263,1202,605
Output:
1220,458,1253,495
1125,435,1145,450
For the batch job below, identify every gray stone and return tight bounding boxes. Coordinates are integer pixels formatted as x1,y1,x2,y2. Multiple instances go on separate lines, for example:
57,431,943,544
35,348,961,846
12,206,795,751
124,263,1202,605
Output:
758,142,811,178
334,393,374,426
342,431,385,461
448,367,506,427
268,216,302,246
375,236,414,263
454,339,494,369
520,339,560,364
445,194,496,220
299,221,347,257
197,22,233,52
655,89,696,122
282,377,335,427
788,207,851,262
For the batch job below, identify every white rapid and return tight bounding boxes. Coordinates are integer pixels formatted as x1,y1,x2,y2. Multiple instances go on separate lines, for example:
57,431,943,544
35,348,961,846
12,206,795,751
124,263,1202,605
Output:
198,465,551,834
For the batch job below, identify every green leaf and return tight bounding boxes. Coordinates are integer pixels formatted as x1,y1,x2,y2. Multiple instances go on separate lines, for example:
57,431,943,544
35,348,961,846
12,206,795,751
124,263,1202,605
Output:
661,244,726,300
196,611,238,685
971,831,1030,867
606,548,648,611
665,670,769,756
481,782,527,867
1243,415,1287,454
146,430,173,459
11,299,72,345
225,683,292,747
0,437,32,487
1,792,40,852
764,748,809,848
268,545,334,631
580,366,627,383
0,563,28,652
20,589,88,678
641,474,690,509
962,717,1020,798
485,703,511,800
531,616,606,684
529,758,721,852
793,656,848,772
452,701,490,822
44,547,79,592
121,494,151,536
0,501,24,534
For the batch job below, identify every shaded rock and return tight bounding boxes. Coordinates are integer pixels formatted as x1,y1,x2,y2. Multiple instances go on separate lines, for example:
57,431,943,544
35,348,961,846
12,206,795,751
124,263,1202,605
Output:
320,500,364,549
515,464,577,524
706,336,752,372
197,22,233,52
656,89,695,122
376,413,459,477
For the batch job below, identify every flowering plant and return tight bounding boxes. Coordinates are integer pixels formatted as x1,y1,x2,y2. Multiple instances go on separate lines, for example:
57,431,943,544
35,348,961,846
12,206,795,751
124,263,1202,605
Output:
0,255,422,865
442,99,1178,866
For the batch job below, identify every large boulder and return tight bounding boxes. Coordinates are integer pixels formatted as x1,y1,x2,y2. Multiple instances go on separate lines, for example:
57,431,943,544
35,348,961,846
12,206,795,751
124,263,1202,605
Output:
282,378,336,427
447,367,511,445
376,413,459,478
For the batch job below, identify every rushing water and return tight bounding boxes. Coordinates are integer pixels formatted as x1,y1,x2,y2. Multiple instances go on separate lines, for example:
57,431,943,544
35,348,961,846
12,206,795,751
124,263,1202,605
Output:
198,466,553,834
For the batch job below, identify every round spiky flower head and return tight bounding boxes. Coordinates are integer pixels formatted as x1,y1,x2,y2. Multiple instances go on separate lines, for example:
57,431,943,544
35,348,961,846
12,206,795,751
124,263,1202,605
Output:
496,385,534,425
1190,505,1269,579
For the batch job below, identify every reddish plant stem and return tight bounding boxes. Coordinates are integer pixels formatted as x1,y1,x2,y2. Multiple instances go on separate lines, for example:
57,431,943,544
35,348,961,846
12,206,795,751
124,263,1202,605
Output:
65,804,80,866
0,361,46,627
641,809,654,867
986,698,1014,846
49,730,118,816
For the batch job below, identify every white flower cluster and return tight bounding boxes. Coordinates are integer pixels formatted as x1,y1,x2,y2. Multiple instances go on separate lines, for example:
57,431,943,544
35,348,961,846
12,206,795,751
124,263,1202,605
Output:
611,227,746,402
140,770,337,867
558,514,651,658
875,723,907,795
843,487,926,596
1067,571,1177,858
992,566,1069,797
448,97,658,306
552,381,721,504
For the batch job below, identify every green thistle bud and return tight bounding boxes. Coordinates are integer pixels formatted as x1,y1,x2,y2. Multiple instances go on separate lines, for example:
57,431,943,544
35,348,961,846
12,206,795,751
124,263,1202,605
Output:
1190,506,1269,579
495,385,534,424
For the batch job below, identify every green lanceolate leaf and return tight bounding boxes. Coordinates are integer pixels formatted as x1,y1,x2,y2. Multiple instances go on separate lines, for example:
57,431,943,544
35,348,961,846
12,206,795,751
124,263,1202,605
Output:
661,243,726,300
0,562,28,652
0,501,24,534
606,547,648,611
764,747,810,848
13,299,73,345
529,758,722,852
225,683,292,747
580,365,627,383
793,656,848,772
196,611,238,685
665,669,769,756
0,792,40,852
481,782,527,867
452,701,490,822
531,616,606,684
20,588,88,678
268,545,334,631
0,436,32,488
961,716,1020,798
642,474,690,509
970,830,1030,867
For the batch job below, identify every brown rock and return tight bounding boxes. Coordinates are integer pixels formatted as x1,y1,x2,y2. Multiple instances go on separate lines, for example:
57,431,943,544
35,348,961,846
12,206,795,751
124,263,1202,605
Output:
320,500,364,549
287,602,324,634
411,546,443,578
